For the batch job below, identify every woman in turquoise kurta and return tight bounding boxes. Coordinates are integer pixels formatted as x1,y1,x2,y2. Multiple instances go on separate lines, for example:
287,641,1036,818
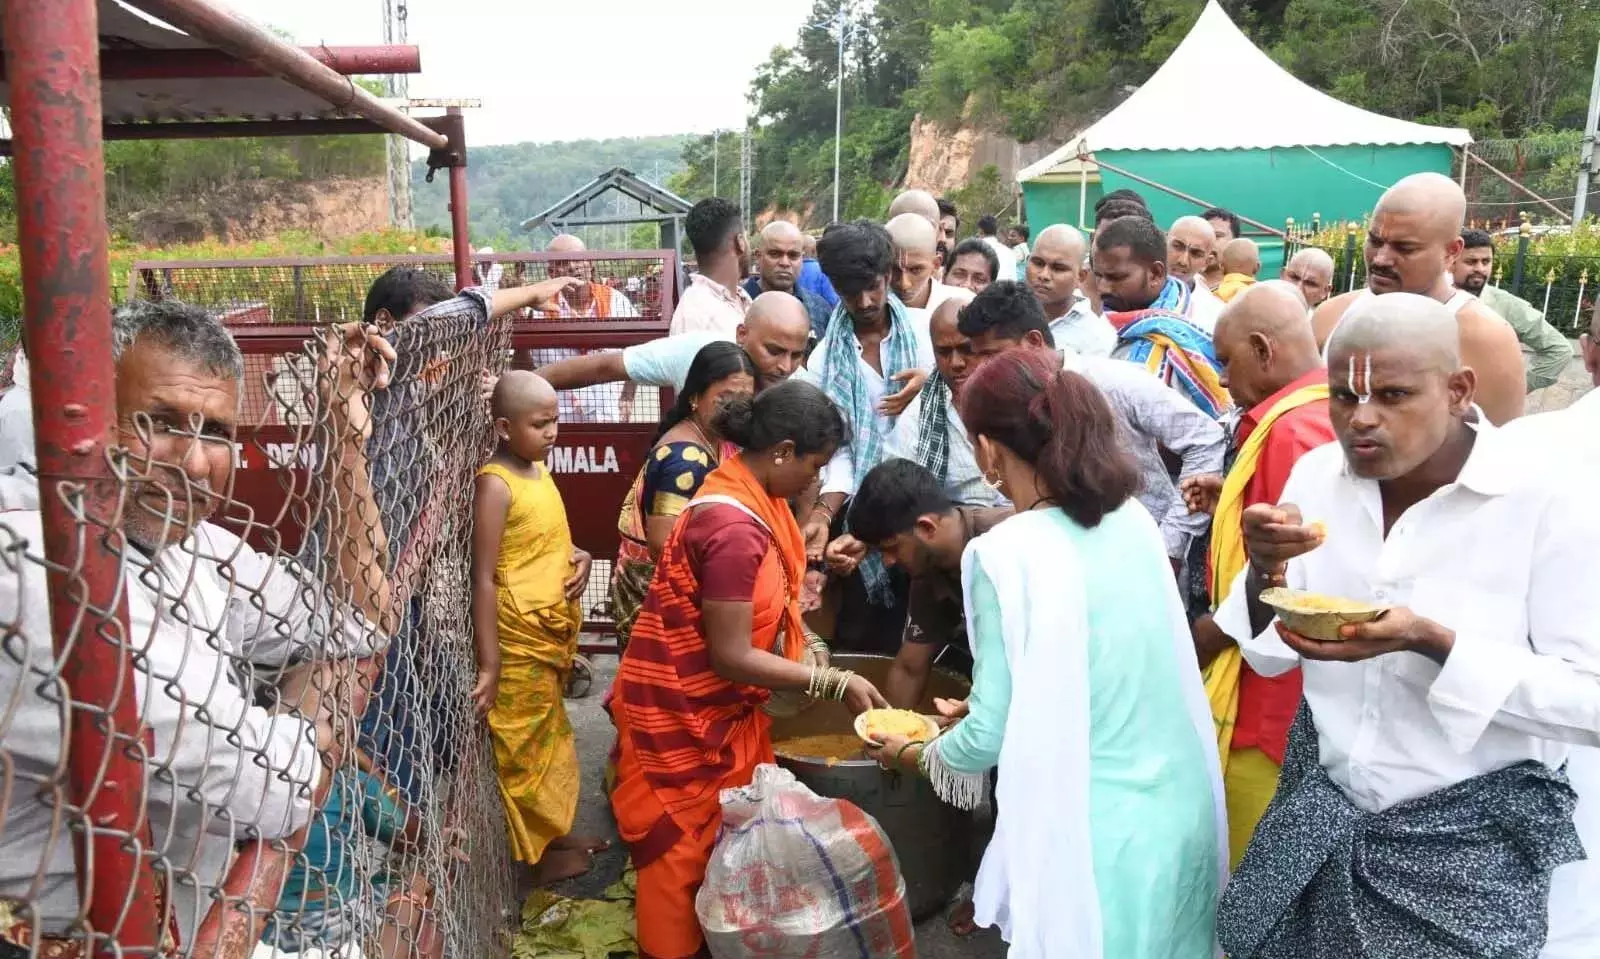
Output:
869,347,1228,959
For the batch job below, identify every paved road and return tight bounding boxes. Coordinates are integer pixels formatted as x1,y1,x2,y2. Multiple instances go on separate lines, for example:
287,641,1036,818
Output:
554,657,1007,958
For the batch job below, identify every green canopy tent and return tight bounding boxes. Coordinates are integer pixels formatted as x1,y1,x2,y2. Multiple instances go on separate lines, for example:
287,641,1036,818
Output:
1016,0,1473,273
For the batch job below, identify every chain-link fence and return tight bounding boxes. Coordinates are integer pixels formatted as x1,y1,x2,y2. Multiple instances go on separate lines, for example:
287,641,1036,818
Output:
131,252,674,640
0,250,672,959
1285,220,1596,337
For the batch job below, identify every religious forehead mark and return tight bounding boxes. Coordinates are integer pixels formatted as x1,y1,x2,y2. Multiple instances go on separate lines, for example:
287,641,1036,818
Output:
1347,353,1374,404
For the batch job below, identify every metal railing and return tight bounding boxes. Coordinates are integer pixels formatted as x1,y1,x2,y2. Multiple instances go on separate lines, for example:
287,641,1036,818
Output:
1284,216,1596,336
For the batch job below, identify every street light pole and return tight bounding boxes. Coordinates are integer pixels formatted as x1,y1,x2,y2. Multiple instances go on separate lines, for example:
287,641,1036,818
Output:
832,9,844,223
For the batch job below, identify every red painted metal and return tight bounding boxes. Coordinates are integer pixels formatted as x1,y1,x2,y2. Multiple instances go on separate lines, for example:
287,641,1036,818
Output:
3,0,165,952
0,44,421,81
122,0,447,149
446,108,472,290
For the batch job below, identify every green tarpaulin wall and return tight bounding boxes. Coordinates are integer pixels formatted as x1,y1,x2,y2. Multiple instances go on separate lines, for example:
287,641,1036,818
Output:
1020,143,1454,275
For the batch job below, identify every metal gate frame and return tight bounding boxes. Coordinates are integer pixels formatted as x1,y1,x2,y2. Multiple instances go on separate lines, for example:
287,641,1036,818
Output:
1,3,467,954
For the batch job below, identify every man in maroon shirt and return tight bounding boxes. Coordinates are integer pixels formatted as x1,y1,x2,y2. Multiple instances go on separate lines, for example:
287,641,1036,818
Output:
1185,280,1336,865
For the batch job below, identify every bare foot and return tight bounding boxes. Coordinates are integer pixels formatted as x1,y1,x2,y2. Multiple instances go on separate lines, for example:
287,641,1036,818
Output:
947,897,976,937
530,847,595,886
549,834,611,854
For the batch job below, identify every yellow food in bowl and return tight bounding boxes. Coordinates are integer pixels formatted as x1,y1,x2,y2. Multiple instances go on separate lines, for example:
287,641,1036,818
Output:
858,708,936,743
1259,587,1385,642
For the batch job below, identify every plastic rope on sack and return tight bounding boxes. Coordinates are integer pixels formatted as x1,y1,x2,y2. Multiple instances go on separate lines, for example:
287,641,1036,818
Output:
695,764,916,959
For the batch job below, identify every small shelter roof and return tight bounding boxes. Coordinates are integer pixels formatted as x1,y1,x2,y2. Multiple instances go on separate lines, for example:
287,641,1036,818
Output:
520,167,694,232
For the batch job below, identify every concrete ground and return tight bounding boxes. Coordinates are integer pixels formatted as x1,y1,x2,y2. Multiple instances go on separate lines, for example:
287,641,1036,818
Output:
1524,347,1592,415
553,656,1008,959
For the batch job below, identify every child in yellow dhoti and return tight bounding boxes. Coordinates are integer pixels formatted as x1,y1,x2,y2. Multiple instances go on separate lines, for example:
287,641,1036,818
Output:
471,370,602,885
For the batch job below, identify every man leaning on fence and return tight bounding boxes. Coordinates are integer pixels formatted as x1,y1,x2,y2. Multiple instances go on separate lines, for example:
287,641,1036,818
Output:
0,300,398,954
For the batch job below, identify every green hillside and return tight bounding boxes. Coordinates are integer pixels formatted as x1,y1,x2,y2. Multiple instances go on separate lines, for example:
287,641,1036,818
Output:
410,135,691,249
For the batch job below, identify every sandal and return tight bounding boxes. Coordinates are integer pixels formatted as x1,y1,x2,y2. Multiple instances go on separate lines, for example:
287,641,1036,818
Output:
564,654,594,699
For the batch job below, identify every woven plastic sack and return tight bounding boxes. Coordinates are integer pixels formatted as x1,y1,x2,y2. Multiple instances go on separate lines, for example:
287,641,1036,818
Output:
695,764,916,958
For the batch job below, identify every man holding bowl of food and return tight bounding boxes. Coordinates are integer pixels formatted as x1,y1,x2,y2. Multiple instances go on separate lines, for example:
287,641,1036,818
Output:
1210,293,1600,959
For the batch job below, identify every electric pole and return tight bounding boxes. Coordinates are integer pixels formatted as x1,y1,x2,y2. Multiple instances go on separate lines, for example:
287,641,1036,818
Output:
739,125,753,219
382,0,413,230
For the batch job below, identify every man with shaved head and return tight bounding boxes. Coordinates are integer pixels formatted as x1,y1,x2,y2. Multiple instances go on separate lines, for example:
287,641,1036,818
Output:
1311,172,1526,424
1216,238,1261,303
742,220,832,336
887,188,941,228
1185,281,1335,868
534,291,812,396
885,212,961,325
1280,247,1335,309
1211,291,1600,957
879,289,1003,507
533,233,641,423
1168,215,1226,334
1026,224,1115,357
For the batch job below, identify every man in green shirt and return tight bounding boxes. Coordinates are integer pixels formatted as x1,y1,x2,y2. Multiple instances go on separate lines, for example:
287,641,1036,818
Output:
1455,228,1574,391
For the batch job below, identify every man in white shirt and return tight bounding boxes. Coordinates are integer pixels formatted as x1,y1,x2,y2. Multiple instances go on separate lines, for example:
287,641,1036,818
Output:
799,221,933,549
975,214,1017,283
669,197,752,338
885,213,962,336
0,301,396,950
1212,293,1600,958
1168,215,1226,335
958,280,1225,566
1501,302,1599,959
533,291,813,396
532,233,641,423
1026,224,1116,357
797,222,931,643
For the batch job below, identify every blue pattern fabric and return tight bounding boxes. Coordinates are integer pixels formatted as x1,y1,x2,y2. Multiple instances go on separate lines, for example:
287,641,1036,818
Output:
1217,703,1583,959
821,293,919,604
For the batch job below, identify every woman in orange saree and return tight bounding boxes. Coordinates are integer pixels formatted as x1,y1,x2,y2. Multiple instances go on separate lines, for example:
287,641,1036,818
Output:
609,381,888,959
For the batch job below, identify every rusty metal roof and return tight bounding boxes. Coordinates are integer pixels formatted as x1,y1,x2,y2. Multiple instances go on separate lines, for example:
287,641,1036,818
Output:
0,0,406,124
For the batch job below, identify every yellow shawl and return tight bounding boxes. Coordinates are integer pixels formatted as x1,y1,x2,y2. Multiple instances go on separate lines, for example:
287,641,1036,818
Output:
1202,382,1329,773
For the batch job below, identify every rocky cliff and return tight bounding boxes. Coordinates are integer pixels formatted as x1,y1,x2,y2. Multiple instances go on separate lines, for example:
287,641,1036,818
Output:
903,114,1061,196
119,175,389,247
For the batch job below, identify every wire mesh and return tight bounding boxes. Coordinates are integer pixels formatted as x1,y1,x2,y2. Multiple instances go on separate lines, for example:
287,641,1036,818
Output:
130,252,675,638
0,287,542,958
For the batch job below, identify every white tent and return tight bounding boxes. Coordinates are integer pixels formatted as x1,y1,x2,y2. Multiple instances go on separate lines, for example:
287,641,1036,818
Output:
1017,0,1472,183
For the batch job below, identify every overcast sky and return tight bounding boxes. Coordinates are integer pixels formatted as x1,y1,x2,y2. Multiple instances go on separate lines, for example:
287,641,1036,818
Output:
223,0,814,148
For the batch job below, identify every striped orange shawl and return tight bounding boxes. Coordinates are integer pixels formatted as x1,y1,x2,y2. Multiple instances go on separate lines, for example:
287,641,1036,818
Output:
610,453,807,859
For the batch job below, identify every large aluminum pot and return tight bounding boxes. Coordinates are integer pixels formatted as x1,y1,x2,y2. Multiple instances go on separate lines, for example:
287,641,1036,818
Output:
770,653,976,922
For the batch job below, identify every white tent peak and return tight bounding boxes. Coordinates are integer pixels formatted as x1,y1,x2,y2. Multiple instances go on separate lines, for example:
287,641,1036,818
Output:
1018,0,1471,182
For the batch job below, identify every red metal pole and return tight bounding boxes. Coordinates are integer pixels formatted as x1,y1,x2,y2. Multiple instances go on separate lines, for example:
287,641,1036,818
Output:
123,0,447,150
448,109,473,290
0,44,422,81
2,0,163,953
